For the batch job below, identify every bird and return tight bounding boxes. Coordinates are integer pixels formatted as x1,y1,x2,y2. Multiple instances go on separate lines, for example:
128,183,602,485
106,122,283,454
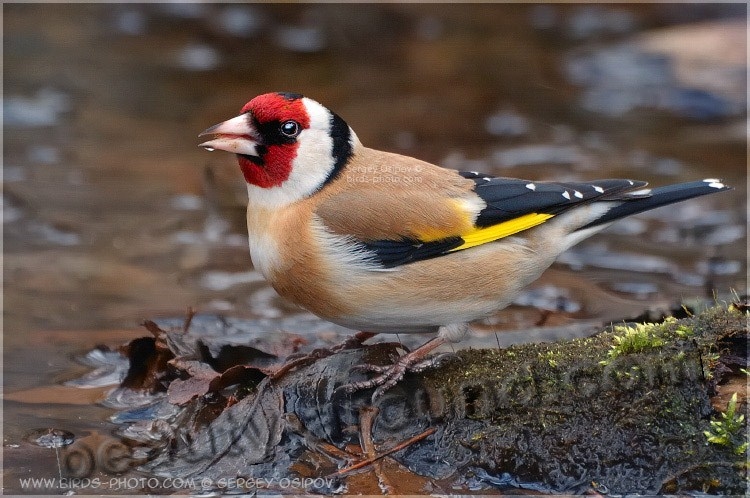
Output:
198,91,730,398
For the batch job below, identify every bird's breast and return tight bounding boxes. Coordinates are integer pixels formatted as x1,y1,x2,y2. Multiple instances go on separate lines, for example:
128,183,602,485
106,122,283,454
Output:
246,203,361,320
245,206,280,279
247,232,282,280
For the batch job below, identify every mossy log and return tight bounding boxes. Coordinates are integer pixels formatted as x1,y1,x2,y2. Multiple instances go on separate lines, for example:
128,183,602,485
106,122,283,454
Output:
416,305,747,493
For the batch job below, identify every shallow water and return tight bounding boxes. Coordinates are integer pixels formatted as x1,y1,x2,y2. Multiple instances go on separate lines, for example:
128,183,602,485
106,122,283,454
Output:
3,4,746,494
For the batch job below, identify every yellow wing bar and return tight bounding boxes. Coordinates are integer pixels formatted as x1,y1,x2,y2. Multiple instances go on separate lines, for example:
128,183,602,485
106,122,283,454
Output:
451,212,554,252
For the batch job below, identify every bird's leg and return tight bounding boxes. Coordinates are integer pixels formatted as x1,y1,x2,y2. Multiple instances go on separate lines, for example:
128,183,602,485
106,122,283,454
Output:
336,323,468,400
337,336,447,399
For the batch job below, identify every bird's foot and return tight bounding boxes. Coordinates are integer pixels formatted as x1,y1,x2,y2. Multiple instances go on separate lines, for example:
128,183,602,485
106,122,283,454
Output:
408,352,455,373
335,336,449,400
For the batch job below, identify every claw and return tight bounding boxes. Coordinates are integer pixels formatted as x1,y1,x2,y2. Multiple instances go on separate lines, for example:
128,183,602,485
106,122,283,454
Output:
409,351,457,373
350,363,389,374
335,336,447,401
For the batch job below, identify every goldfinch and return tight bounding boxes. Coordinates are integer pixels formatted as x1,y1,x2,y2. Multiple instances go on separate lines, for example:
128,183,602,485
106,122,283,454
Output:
199,92,729,397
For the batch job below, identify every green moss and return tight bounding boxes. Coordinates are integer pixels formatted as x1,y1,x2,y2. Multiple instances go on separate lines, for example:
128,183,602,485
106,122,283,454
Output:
704,393,748,456
600,322,666,364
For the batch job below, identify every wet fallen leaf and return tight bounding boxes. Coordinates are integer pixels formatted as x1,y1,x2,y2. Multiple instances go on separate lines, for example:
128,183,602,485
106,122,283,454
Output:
166,360,219,406
197,340,279,372
119,336,175,391
144,377,285,478
208,364,268,391
166,359,269,406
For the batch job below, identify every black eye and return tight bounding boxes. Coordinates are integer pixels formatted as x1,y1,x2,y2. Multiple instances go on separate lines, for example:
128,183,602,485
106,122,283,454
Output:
280,120,300,138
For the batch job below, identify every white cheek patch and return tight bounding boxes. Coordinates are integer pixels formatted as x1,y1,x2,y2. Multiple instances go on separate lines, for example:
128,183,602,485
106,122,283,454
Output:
289,126,336,189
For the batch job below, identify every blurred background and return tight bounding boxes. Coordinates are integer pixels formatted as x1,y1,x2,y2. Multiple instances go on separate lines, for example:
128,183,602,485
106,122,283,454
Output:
3,3,747,487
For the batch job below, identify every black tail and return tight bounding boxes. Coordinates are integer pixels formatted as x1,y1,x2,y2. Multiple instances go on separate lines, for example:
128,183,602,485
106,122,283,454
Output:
578,179,731,231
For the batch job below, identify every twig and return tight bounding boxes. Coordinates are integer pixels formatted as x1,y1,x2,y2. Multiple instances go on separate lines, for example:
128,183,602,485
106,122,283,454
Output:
358,406,395,493
141,320,166,338
336,426,437,476
285,414,360,461
183,306,196,333
359,406,379,458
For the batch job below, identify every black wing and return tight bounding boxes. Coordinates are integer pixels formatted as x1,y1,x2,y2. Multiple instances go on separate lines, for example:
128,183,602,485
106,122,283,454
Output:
361,173,728,269
457,172,648,228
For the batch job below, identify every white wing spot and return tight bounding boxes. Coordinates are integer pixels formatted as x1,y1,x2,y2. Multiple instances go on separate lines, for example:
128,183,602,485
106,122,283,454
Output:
708,182,724,189
573,190,583,199
482,177,491,182
526,183,536,191
627,180,634,185
593,185,604,193
562,191,571,200
703,178,721,183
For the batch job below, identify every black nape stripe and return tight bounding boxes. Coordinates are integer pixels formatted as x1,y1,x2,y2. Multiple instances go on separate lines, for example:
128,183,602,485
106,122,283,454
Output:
319,111,353,189
277,92,303,101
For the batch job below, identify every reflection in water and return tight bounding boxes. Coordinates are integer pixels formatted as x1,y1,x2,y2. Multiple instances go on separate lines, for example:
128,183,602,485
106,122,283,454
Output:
25,428,76,449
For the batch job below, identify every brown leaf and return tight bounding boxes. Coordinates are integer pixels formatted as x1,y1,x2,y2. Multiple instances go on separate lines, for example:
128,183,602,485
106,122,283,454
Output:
208,364,268,392
119,337,175,391
197,341,280,372
166,360,219,406
165,359,268,406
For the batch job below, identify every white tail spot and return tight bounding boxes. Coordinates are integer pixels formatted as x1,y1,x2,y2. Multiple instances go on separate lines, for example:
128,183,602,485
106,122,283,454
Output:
593,185,604,193
562,191,571,200
573,190,583,199
526,183,536,191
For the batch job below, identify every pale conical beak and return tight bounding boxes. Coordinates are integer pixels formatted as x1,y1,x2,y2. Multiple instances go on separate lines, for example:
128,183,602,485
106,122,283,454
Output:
198,113,259,157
